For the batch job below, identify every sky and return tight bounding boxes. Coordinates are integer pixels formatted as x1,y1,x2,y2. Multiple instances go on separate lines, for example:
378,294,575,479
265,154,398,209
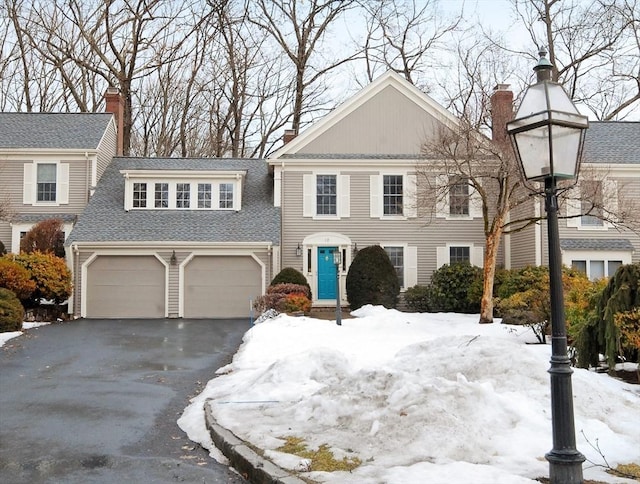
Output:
179,306,640,484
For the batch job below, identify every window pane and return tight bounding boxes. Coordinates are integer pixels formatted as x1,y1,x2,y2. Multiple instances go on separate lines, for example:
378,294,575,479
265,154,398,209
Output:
449,246,470,264
572,260,587,274
155,183,168,208
580,180,603,226
449,176,469,215
177,183,190,208
37,164,57,202
316,175,336,215
219,183,233,209
198,183,211,208
590,260,605,280
133,182,147,208
383,175,403,215
384,247,404,287
607,260,622,277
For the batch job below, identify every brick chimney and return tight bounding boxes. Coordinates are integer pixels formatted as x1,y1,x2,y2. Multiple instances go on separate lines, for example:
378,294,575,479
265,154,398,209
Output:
283,128,297,145
104,87,124,156
490,84,513,146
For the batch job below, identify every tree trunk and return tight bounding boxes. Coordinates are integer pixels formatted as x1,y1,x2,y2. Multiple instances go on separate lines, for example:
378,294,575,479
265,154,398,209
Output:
479,228,502,324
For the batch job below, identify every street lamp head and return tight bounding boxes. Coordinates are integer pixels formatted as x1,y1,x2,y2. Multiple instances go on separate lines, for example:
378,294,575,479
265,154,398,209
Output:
506,48,589,184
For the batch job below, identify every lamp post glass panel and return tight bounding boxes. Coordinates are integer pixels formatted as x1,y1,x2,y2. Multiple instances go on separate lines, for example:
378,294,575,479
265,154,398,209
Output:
333,249,342,326
507,49,588,484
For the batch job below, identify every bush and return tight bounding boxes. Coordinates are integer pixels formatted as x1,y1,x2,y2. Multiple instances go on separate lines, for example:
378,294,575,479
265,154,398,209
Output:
404,284,431,312
575,263,640,368
0,288,24,332
11,251,72,306
0,257,36,300
496,265,549,299
271,267,312,300
346,245,400,310
254,283,312,314
20,218,65,257
428,262,483,313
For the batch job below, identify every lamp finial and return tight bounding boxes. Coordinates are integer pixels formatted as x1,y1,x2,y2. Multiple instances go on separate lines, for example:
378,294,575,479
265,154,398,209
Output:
534,47,553,82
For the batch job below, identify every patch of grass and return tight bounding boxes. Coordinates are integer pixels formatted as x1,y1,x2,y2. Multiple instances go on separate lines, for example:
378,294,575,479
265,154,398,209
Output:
276,436,362,472
607,462,640,480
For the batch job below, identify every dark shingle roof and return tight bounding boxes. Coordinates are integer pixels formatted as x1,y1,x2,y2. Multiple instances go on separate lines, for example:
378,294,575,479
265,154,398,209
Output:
560,238,635,251
583,122,640,164
0,113,113,150
66,157,280,244
15,213,77,224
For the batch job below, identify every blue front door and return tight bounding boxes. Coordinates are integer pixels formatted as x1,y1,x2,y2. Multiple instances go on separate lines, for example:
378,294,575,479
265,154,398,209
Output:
317,247,337,299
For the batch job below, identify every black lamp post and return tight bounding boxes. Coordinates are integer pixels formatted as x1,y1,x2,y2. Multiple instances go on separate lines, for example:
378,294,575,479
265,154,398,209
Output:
507,49,588,484
333,249,342,326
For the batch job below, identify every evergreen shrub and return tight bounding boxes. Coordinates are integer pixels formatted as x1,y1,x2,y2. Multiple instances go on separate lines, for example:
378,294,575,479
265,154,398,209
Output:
404,285,431,312
346,245,399,310
0,288,24,332
428,262,483,313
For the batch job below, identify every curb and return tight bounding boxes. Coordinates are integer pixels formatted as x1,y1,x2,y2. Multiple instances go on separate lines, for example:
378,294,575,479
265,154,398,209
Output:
204,401,308,484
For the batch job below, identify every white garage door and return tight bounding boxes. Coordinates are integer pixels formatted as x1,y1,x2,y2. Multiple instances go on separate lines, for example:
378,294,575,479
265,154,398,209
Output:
86,255,165,318
184,256,262,318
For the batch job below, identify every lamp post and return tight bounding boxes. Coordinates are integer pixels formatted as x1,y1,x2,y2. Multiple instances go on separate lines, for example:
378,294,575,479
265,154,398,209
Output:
333,249,342,326
507,48,588,484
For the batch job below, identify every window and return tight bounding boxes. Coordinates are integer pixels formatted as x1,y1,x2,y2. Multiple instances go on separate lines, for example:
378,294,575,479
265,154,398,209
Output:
198,183,211,208
316,175,336,215
450,246,470,264
37,164,57,202
385,246,404,287
219,183,233,209
581,180,603,226
572,258,622,280
155,183,168,208
133,183,147,208
176,183,190,208
383,175,403,215
449,176,469,216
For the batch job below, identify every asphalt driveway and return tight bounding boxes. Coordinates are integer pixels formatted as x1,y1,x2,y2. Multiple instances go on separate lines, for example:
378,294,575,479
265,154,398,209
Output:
0,318,249,484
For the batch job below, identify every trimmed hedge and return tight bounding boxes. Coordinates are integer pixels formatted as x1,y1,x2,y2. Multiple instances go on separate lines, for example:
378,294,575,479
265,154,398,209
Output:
346,245,399,310
428,262,483,313
0,288,24,332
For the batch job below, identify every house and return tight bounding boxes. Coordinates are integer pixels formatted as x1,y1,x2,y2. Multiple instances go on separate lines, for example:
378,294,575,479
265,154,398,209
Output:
65,157,280,319
268,71,640,308
0,89,122,254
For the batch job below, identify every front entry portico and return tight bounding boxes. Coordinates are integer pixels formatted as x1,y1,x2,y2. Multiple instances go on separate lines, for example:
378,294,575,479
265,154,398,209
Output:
301,232,351,304
317,247,337,299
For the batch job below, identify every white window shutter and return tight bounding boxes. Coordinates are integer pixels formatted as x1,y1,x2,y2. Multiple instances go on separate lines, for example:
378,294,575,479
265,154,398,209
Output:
565,186,581,228
436,246,448,268
58,163,69,204
303,174,314,217
340,175,350,218
603,179,618,226
469,183,483,219
23,163,34,204
405,246,418,288
435,174,449,218
471,246,484,267
404,174,417,218
370,175,381,218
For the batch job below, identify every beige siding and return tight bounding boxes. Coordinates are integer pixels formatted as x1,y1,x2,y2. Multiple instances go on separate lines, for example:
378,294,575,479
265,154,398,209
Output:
509,195,540,269
299,86,441,155
96,121,117,182
0,222,11,252
281,170,498,289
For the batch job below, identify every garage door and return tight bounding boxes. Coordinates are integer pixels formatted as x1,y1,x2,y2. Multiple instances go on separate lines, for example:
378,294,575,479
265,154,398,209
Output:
86,255,165,318
184,256,262,318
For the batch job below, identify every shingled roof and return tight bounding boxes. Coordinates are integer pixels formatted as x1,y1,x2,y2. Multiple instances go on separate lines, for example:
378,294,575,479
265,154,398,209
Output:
0,112,113,150
66,157,280,245
583,121,640,164
560,238,635,251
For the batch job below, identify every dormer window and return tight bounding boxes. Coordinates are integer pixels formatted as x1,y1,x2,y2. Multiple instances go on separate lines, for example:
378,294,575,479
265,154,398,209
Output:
121,170,245,212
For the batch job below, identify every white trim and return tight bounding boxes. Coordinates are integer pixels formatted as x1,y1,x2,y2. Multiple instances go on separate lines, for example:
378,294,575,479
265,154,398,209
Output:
10,221,73,254
436,243,484,268
302,232,352,303
563,249,632,280
274,165,282,208
23,161,70,207
120,169,247,179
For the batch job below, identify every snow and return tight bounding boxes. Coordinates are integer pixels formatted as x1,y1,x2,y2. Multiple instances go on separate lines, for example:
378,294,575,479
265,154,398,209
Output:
0,321,51,347
179,307,640,483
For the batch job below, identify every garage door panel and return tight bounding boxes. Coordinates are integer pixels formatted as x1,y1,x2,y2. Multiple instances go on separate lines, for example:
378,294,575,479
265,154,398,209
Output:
184,256,261,318
87,256,165,318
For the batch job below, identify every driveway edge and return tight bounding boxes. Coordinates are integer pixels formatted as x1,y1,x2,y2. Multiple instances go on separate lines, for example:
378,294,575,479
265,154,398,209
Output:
204,400,308,484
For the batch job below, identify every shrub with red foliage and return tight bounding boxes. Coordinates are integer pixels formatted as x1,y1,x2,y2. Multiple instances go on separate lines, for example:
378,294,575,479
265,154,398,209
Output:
20,218,65,257
0,257,36,301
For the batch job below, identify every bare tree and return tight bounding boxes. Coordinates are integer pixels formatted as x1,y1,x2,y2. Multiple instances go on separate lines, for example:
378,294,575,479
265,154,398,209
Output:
511,0,639,120
357,0,461,90
247,0,359,135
